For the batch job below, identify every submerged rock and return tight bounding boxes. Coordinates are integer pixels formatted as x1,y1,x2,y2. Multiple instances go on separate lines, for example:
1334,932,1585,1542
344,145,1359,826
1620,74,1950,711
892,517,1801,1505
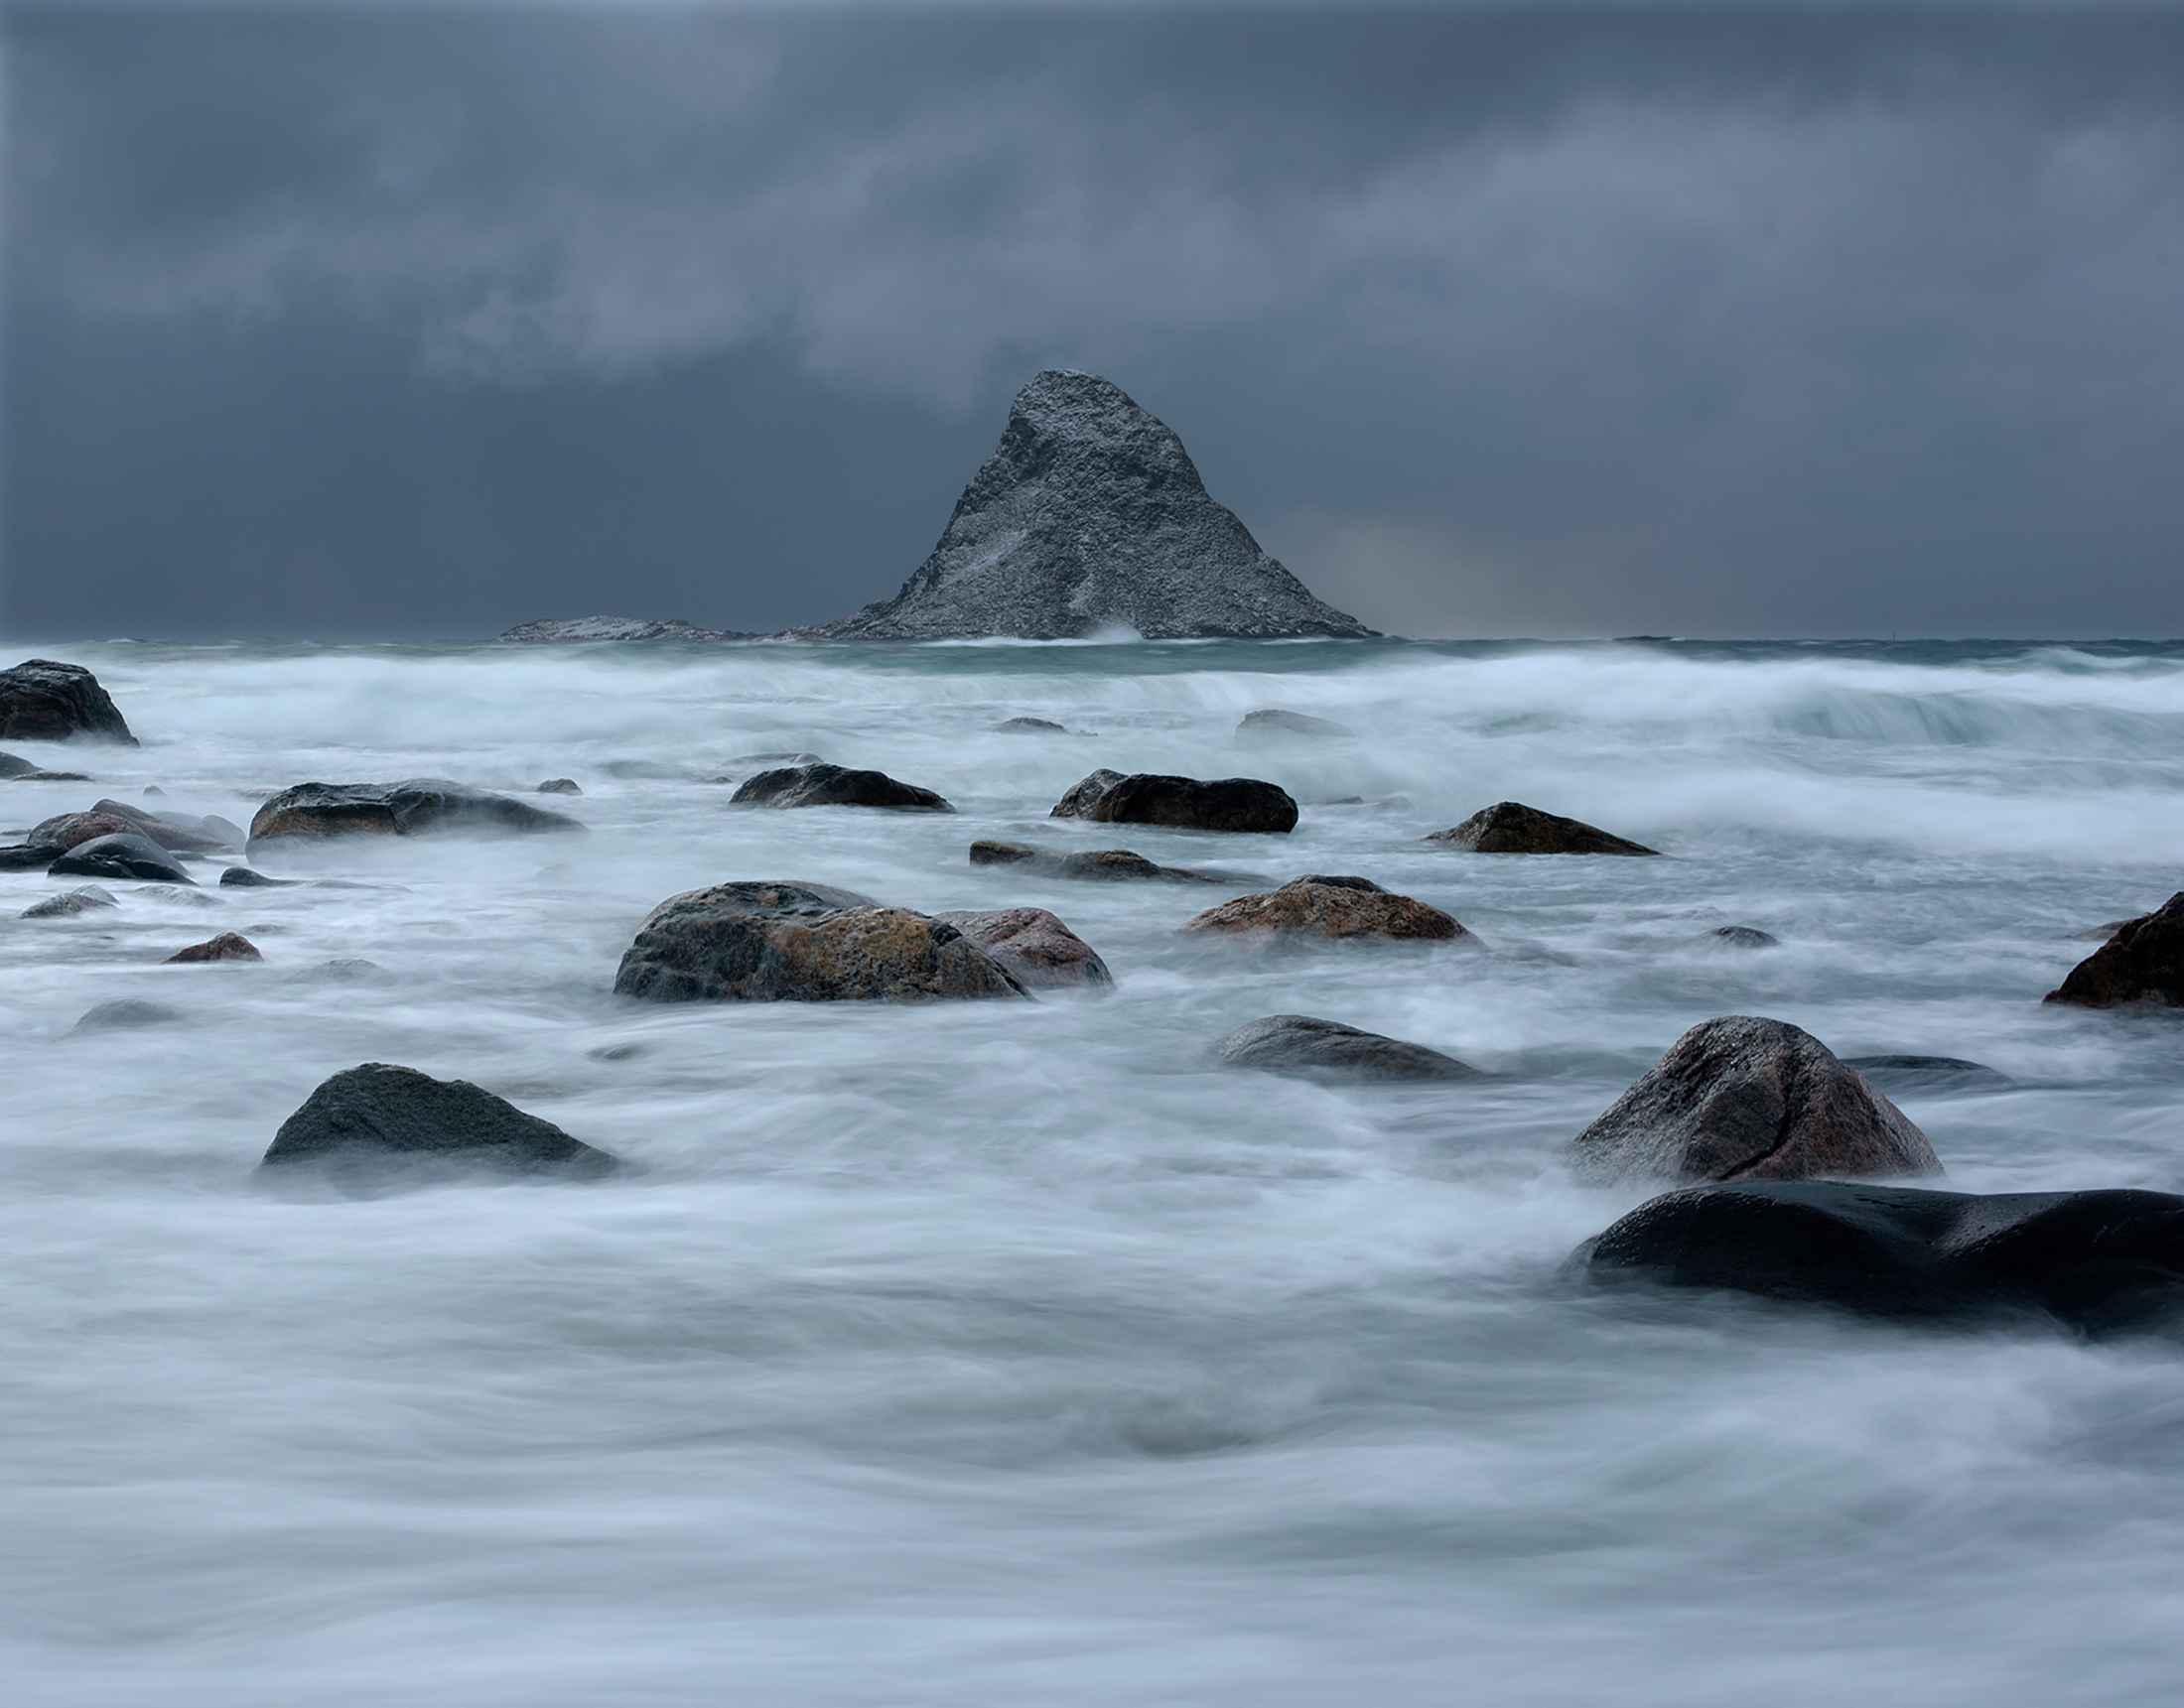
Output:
1,748,91,781
1841,1055,2013,1093
261,1062,618,1180
729,763,953,812
27,811,139,851
502,616,749,642
1236,709,1355,738
1577,1181,2184,1334
40,799,238,854
248,778,585,853
1212,1014,1482,1082
0,659,136,744
163,931,262,964
614,880,1028,1003
1428,802,1657,855
20,884,119,918
992,717,1069,733
219,866,294,887
537,778,583,795
0,843,63,869
968,840,1222,883
49,832,194,883
1570,1016,1941,1185
1178,875,1469,942
932,907,1113,990
1049,770,1297,833
2044,892,2184,1007
1703,926,1780,949
68,998,186,1034
792,370,1374,641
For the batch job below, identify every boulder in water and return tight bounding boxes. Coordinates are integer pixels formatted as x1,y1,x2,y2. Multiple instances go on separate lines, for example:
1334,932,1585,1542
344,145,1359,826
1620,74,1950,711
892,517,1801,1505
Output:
1576,1181,2184,1334
20,884,119,918
1212,1014,1482,1082
1,843,64,869
1703,926,1780,949
1236,709,1354,738
2044,892,2184,1007
2,748,91,781
45,799,238,854
163,931,263,964
1049,770,1297,833
501,616,750,642
248,778,585,853
969,840,1222,883
729,763,953,812
932,907,1113,990
27,811,139,851
992,717,1069,733
791,370,1374,640
68,998,186,1034
614,880,1028,1003
219,866,294,887
0,659,136,744
1570,1016,1941,1185
1178,875,1469,942
537,778,583,795
1428,802,1657,855
260,1062,618,1180
49,833,194,883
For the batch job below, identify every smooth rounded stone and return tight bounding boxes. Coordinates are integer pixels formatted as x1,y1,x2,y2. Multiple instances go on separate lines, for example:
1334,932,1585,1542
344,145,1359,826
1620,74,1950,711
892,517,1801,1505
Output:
992,717,1068,733
0,749,35,778
248,778,586,852
729,762,953,812
1703,926,1780,949
219,865,294,887
1570,1015,1942,1185
1212,1014,1482,1082
2045,891,2184,1007
163,931,262,964
614,880,1027,1003
142,785,164,796
20,884,119,918
931,907,1113,990
68,998,186,1034
130,884,224,908
49,832,195,883
1048,769,1297,833
0,750,86,781
0,659,137,744
1178,875,1469,942
28,811,140,851
1428,801,1658,855
1575,1181,2184,1334
84,798,238,854
968,840,1218,883
537,778,583,795
260,1062,618,1182
1236,709,1355,738
1842,1055,2014,1093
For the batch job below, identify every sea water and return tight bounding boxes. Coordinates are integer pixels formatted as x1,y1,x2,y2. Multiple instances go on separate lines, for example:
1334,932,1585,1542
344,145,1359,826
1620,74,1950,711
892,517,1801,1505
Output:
2,636,2182,1706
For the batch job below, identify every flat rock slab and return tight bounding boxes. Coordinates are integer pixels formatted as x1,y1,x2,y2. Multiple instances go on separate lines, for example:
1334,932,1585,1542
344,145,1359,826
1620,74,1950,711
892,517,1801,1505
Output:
1429,801,1657,854
1842,1055,2013,1093
164,931,262,963
0,659,136,744
249,778,586,852
1213,1014,1482,1082
969,840,1224,883
1571,1015,1941,1185
2045,891,2184,1007
1179,875,1469,942
730,762,953,812
933,907,1113,990
20,885,119,918
992,718,1069,733
49,832,194,884
614,880,1027,1003
1577,1180,2184,1334
1050,769,1297,833
261,1062,617,1182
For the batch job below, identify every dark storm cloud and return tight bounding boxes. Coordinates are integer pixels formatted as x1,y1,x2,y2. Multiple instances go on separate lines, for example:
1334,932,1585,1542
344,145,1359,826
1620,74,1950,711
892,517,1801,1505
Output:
6,4,2184,638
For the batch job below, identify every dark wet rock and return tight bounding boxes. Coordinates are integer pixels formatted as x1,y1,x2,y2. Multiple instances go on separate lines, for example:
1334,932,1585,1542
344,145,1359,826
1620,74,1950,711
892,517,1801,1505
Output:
248,778,585,852
992,717,1069,733
2045,892,2184,1008
68,998,186,1034
0,659,136,744
614,880,1028,1003
29,811,140,851
1,843,64,869
0,750,35,778
142,785,164,796
1704,926,1780,949
1428,802,1658,855
163,931,263,964
1576,1180,2184,1334
502,615,749,642
730,763,953,812
1213,1013,1482,1082
81,798,238,854
2,749,91,781
968,840,1224,883
792,370,1374,640
1178,875,1469,942
50,833,194,883
219,866,295,887
20,884,119,918
537,778,583,795
1570,1016,1941,1185
1049,770,1297,833
1236,709,1355,738
1842,1055,2013,1093
260,1062,618,1180
932,907,1113,990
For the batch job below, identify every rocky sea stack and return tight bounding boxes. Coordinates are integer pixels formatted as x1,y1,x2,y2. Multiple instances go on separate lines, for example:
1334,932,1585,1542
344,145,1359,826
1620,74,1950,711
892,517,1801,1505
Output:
795,371,1375,640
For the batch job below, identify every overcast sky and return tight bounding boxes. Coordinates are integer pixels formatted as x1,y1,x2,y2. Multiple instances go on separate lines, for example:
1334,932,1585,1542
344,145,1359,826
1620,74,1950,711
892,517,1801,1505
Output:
5,2,2182,640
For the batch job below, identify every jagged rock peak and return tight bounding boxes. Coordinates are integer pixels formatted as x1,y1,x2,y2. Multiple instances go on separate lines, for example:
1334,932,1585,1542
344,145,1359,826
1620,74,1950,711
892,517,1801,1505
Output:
795,370,1377,641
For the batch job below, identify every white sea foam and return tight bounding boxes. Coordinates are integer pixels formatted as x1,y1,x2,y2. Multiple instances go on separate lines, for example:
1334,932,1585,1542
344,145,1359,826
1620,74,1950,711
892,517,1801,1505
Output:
2,637,2182,1704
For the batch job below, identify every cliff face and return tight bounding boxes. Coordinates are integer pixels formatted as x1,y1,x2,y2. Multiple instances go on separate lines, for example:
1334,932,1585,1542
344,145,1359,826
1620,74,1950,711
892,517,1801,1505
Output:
796,371,1375,640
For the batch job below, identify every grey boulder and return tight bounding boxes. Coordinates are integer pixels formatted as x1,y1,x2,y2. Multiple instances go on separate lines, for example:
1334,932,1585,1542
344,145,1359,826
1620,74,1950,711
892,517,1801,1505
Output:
20,884,119,918
249,778,585,852
0,659,136,744
1429,802,1657,855
1213,1014,1482,1082
1049,769,1297,833
729,763,953,812
1236,709,1354,738
1571,1016,1941,1185
49,833,194,884
260,1062,617,1182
